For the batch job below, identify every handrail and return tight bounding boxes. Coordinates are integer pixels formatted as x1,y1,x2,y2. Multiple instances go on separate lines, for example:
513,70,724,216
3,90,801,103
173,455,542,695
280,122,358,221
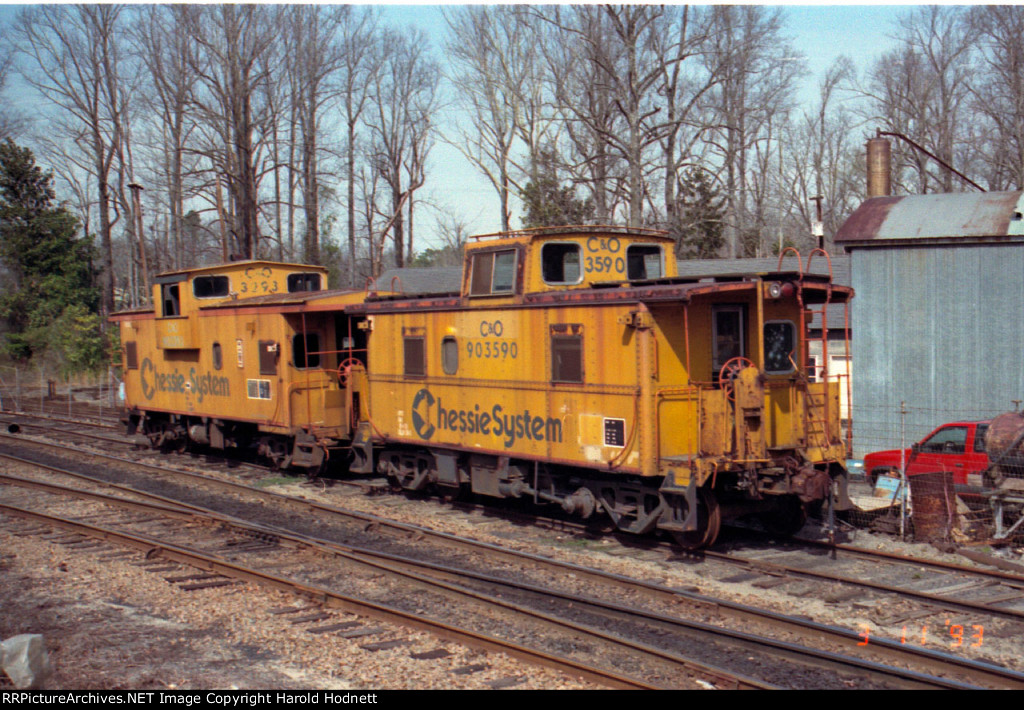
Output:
805,248,833,280
777,246,802,274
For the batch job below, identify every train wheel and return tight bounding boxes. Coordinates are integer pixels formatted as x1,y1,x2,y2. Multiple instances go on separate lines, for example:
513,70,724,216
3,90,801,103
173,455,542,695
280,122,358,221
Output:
159,423,186,454
760,495,807,538
671,489,721,550
259,437,291,470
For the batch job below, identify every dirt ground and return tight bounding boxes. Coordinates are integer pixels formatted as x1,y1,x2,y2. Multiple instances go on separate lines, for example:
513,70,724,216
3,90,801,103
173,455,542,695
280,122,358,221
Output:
0,523,590,690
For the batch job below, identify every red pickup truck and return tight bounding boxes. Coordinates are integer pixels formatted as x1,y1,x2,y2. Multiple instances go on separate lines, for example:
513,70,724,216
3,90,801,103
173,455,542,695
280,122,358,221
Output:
862,420,990,489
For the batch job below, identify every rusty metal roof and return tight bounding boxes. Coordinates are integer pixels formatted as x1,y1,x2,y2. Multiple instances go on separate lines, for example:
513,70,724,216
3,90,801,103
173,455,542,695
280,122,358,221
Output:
377,267,462,296
835,191,1024,246
197,287,362,310
676,254,849,284
155,259,328,278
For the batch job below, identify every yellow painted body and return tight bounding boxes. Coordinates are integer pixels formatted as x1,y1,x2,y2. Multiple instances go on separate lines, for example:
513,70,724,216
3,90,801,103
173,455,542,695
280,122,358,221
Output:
112,229,850,525
113,261,366,444
360,228,849,490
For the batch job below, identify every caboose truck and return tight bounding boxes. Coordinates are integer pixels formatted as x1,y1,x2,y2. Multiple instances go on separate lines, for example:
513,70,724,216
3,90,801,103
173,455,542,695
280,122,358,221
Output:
348,226,854,547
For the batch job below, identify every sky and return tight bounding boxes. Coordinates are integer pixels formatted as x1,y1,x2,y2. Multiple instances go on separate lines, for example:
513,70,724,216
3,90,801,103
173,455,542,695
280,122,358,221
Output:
377,4,906,237
381,3,907,243
0,3,909,251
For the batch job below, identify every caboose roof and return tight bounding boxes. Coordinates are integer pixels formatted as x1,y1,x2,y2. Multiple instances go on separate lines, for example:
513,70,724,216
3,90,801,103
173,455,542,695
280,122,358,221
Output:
354,274,851,313
466,224,671,243
153,259,327,282
196,287,364,313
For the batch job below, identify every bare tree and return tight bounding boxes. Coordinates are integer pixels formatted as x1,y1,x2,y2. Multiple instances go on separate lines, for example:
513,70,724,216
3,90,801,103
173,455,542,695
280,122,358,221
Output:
0,44,27,141
779,58,862,250
653,6,719,236
282,6,350,265
337,8,380,286
968,5,1024,190
860,6,974,194
444,5,541,232
539,6,745,230
366,28,439,269
183,5,280,260
701,6,804,256
132,5,197,270
14,4,135,314
538,6,625,222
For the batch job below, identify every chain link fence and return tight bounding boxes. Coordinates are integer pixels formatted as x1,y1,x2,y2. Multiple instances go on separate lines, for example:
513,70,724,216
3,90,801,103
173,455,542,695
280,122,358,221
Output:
844,401,1024,545
0,365,121,421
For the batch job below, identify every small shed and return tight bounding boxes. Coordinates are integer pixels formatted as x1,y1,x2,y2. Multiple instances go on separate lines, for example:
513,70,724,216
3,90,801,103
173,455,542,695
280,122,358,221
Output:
835,191,1024,458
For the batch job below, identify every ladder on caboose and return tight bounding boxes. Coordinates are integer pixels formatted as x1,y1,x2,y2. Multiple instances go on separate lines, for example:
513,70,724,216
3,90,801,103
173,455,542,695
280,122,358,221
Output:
779,247,852,455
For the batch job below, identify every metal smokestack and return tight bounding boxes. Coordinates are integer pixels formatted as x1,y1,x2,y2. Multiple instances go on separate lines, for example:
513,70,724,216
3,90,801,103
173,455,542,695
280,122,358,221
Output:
866,137,891,198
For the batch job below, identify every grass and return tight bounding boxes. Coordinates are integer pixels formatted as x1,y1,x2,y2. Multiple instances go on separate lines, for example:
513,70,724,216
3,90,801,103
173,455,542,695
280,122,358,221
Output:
255,476,295,489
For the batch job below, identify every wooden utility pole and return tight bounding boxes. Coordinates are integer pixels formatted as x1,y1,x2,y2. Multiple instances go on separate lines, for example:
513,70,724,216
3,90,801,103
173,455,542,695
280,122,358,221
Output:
128,183,148,303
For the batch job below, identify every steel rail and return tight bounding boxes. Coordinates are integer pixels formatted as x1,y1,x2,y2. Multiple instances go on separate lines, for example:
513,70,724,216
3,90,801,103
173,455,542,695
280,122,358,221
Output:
0,473,771,689
2,456,1015,688
705,548,1024,624
0,419,133,447
1,441,1020,687
342,550,978,690
0,409,118,431
795,536,1024,585
0,476,892,687
0,501,663,691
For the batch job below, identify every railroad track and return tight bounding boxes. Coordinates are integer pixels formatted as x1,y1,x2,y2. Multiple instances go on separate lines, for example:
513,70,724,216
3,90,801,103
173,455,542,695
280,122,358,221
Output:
5,416,1024,634
0,472,751,690
0,410,385,494
2,440,1022,688
431,482,1024,662
0,399,121,428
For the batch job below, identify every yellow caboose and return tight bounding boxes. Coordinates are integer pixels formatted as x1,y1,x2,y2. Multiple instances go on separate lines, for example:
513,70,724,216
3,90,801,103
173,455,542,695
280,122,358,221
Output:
113,261,366,469
349,226,853,546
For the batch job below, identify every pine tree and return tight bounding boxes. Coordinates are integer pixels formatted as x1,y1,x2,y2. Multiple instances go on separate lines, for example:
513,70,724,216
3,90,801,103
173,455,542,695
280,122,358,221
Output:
519,148,595,229
520,175,596,229
673,166,726,259
0,139,100,364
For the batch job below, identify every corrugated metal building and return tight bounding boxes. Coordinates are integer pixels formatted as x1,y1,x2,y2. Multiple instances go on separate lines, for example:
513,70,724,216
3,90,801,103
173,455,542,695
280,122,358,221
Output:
835,191,1024,458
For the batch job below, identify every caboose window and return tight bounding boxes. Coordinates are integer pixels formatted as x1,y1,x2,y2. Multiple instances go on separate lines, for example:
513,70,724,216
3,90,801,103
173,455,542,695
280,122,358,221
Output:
470,249,516,296
193,275,230,298
492,251,515,292
541,243,582,284
288,272,322,292
712,305,745,378
292,332,321,369
404,337,426,376
441,336,458,375
212,342,223,371
124,342,138,370
551,330,584,383
161,283,180,317
626,245,663,280
763,321,796,374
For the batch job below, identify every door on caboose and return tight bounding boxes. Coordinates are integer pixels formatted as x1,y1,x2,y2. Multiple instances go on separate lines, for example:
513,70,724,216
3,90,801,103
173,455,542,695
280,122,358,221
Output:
711,304,746,382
